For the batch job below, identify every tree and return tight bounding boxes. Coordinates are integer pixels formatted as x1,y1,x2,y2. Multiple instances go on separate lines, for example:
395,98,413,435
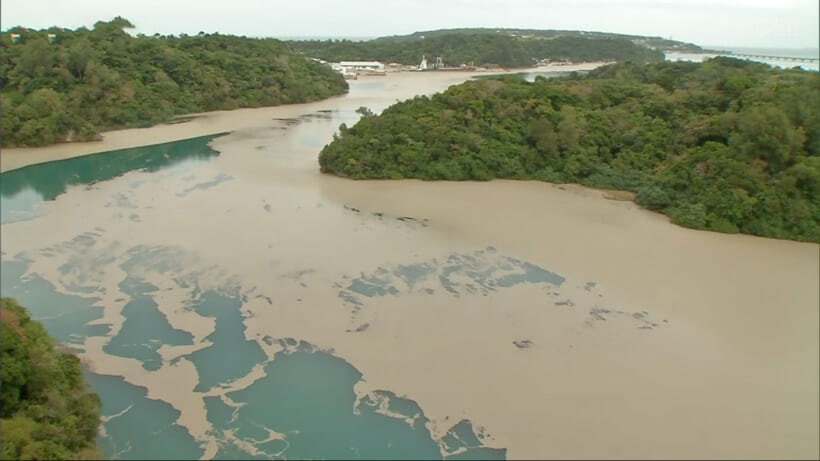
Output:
355,106,374,117
317,58,819,242
0,298,103,460
1,18,349,147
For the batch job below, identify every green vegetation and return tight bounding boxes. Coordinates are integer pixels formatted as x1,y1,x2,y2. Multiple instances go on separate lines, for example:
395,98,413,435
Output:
380,28,704,53
289,29,665,68
1,17,348,147
1,298,103,460
319,58,820,242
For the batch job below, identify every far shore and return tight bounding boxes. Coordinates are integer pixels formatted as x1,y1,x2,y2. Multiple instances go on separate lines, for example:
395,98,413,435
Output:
0,61,609,173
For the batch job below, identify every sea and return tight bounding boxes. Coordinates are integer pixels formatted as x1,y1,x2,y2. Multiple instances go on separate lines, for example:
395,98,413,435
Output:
665,45,819,71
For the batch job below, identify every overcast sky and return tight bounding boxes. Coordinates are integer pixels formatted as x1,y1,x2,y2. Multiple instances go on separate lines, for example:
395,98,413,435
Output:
2,0,818,49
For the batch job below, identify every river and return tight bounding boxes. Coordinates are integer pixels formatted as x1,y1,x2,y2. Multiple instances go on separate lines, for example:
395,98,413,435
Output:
0,67,817,460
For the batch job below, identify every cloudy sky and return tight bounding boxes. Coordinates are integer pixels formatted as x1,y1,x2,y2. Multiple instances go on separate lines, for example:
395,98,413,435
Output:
2,0,818,49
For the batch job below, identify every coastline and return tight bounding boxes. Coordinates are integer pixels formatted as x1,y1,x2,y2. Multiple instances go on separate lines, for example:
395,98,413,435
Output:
1,58,816,459
0,62,608,173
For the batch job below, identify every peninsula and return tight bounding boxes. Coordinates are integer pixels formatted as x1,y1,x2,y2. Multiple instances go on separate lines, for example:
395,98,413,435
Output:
319,58,820,242
0,17,348,147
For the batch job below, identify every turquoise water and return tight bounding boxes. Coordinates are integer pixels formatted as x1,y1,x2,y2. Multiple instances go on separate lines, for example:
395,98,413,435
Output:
1,251,510,459
0,187,45,223
0,136,510,460
103,278,194,371
185,290,267,392
349,270,401,297
217,342,504,460
340,247,565,305
224,346,441,460
1,255,507,459
0,258,203,459
0,133,226,224
393,262,437,288
85,370,205,460
0,259,108,344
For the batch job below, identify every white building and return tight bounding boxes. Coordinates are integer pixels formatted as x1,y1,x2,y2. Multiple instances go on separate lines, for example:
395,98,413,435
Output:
336,61,385,72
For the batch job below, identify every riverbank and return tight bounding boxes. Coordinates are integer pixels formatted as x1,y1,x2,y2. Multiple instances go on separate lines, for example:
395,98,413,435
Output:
0,62,608,173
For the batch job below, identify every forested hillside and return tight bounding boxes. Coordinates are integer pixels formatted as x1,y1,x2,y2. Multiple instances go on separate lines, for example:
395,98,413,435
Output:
0,298,103,460
384,28,704,53
319,58,820,242
290,31,664,68
0,17,348,147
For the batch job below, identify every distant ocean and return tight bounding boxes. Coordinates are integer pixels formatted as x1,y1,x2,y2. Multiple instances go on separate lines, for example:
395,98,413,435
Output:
666,46,819,71
704,46,819,60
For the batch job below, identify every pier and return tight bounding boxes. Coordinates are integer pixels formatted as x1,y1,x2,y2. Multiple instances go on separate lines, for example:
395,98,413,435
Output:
728,53,818,63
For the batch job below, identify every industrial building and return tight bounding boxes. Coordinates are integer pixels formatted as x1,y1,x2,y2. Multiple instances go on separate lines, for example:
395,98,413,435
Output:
333,61,385,73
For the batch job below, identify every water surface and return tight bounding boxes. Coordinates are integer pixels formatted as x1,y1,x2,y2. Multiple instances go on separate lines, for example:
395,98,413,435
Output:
0,70,816,460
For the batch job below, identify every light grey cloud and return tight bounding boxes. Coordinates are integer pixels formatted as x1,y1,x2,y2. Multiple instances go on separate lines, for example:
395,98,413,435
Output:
1,0,817,48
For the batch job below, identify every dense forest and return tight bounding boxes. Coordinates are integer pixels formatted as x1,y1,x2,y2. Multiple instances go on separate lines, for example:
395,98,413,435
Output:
0,17,348,147
289,31,665,68
319,58,820,242
0,298,102,460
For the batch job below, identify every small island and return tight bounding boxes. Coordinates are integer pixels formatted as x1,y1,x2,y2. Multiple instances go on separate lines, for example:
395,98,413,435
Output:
319,58,819,242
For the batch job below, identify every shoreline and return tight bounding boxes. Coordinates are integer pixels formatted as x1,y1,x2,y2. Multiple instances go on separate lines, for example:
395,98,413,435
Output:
2,59,815,459
0,62,609,173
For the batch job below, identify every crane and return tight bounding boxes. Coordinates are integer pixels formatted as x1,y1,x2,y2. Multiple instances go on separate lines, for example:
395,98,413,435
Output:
418,55,428,71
